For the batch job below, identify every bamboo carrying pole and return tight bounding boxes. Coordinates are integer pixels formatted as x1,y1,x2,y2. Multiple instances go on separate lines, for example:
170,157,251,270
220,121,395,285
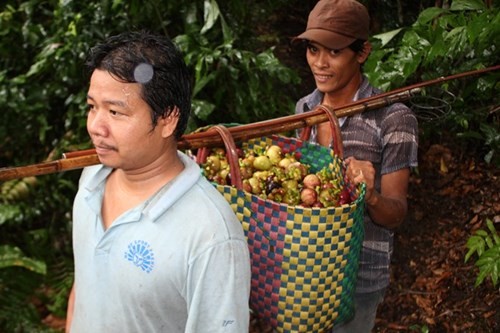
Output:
0,64,499,181
0,89,418,181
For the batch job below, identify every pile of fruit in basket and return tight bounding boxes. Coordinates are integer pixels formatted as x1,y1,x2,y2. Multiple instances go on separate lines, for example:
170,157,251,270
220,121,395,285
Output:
201,144,352,207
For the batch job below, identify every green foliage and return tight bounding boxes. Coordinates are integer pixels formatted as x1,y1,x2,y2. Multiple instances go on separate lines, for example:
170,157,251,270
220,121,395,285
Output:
465,219,500,288
0,0,299,164
0,0,498,330
0,173,76,331
0,0,299,330
365,1,500,165
409,323,430,333
1,177,37,203
0,264,61,333
0,245,46,273
173,0,299,131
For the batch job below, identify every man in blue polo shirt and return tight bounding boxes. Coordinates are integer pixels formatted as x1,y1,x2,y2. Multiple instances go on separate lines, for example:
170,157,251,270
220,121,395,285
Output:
65,31,251,333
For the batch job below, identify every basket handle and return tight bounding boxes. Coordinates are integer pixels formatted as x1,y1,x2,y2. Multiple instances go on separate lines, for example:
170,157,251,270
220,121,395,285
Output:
198,124,243,190
299,104,344,159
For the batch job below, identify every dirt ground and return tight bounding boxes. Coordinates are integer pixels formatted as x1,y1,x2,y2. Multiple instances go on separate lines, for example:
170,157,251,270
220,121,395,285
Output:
373,142,499,333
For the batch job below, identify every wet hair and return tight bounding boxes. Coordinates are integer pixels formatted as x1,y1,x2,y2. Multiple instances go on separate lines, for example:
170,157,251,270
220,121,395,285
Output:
85,31,192,140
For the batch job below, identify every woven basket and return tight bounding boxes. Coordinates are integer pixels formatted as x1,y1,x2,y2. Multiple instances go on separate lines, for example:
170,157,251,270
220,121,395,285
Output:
197,106,365,332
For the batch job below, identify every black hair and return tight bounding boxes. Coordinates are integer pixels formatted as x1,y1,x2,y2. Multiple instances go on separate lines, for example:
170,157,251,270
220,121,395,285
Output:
85,31,192,140
293,38,366,54
348,39,366,53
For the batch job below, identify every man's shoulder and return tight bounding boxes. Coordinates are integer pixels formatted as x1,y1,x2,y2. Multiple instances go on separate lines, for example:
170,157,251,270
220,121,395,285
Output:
79,164,110,187
296,89,323,113
358,83,413,118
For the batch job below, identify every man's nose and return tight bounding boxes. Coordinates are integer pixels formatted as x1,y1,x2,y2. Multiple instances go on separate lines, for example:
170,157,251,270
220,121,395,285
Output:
87,109,108,137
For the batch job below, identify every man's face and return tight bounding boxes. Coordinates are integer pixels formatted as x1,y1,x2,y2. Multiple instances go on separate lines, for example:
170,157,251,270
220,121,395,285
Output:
306,41,363,96
86,69,170,171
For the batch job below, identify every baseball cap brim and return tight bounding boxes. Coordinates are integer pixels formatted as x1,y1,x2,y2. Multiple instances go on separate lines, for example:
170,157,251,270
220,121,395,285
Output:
293,29,356,50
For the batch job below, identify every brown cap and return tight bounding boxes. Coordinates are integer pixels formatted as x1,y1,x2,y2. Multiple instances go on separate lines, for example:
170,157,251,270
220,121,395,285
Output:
294,0,370,50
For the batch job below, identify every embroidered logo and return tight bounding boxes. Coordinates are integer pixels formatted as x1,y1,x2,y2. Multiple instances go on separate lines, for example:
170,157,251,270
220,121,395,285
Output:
124,240,155,273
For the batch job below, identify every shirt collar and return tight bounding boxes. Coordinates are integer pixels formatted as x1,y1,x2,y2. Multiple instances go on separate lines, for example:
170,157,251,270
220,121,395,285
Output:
305,75,370,111
143,151,201,222
83,151,202,224
305,75,370,126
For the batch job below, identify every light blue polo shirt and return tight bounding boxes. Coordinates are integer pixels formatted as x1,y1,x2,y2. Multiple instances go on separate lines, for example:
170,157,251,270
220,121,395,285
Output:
70,151,251,333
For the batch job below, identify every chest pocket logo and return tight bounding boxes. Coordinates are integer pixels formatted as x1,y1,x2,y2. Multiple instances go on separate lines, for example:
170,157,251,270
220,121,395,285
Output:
124,240,155,273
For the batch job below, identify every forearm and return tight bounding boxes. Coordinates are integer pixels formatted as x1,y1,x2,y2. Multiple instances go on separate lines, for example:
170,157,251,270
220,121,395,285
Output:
365,190,407,229
344,157,410,229
65,284,75,333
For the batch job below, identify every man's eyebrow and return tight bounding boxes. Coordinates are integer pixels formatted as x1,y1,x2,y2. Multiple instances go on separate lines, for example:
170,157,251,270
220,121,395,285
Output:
86,94,128,108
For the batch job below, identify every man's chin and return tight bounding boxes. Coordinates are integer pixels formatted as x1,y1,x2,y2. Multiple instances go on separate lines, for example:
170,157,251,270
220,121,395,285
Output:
96,156,119,169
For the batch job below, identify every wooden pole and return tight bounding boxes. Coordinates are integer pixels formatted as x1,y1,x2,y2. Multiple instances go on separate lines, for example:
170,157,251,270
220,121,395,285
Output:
1,64,499,181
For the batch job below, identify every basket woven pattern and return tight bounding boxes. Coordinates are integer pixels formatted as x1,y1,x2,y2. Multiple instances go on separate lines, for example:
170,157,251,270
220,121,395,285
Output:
212,135,365,332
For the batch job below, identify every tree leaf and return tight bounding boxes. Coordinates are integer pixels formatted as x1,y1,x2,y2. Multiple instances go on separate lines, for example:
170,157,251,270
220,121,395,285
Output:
465,235,485,260
415,7,447,26
200,0,220,35
0,245,46,274
373,28,403,48
450,0,486,11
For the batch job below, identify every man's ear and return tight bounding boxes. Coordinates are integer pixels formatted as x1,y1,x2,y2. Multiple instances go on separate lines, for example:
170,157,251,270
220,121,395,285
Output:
159,107,179,138
357,41,372,64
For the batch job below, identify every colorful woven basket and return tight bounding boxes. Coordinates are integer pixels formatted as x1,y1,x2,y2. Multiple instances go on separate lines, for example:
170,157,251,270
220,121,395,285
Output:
197,107,365,332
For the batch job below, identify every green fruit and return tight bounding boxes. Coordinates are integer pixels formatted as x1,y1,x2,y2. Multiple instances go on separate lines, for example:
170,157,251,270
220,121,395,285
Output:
206,155,221,172
265,145,282,165
278,157,293,169
240,155,255,168
253,155,272,171
282,188,300,205
248,177,262,194
253,171,270,180
282,179,298,191
319,188,337,207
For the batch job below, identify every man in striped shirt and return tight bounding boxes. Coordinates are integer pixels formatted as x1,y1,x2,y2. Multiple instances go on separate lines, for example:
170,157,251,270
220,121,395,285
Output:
293,0,418,331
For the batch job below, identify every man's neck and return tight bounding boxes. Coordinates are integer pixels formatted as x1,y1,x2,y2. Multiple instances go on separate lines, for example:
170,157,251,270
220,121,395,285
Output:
111,147,184,196
322,73,363,107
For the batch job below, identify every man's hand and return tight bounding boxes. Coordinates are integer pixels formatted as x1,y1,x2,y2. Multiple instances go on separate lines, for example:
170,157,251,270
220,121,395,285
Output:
344,156,410,229
344,156,376,204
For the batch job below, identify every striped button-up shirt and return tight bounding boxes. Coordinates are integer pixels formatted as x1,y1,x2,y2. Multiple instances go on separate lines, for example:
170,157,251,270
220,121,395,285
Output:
295,76,418,292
